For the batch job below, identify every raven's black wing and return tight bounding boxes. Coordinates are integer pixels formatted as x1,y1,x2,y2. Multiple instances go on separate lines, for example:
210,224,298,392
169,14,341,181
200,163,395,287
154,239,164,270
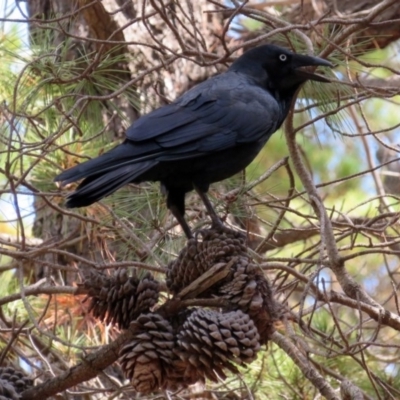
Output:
126,73,282,157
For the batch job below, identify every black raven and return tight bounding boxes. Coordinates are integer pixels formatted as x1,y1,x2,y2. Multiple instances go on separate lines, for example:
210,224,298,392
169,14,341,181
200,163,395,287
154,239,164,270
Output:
55,44,332,238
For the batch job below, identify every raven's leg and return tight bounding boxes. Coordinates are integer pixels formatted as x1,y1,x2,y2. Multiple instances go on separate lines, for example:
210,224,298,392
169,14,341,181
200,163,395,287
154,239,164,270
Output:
193,184,224,230
169,204,193,239
163,184,193,239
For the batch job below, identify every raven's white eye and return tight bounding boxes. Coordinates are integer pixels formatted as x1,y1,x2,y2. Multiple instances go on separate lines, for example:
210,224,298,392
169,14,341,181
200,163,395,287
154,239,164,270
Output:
279,54,287,62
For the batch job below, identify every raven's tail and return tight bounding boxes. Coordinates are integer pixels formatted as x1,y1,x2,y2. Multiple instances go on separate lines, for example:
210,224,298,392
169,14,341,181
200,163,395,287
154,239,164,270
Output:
54,144,156,208
63,162,155,207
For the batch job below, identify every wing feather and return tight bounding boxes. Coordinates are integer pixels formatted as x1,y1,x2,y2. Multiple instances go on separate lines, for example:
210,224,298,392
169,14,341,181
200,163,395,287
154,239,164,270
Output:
125,73,281,154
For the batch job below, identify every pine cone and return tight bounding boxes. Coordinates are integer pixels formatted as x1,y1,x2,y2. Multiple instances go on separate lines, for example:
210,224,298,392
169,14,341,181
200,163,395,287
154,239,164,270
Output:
83,269,159,329
0,380,19,400
166,228,282,343
167,229,247,294
119,313,175,394
0,367,33,400
163,308,204,390
220,257,265,312
175,309,260,382
220,257,278,343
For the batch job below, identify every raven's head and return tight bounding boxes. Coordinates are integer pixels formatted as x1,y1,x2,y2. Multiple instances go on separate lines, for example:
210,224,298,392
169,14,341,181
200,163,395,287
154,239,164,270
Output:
230,44,333,95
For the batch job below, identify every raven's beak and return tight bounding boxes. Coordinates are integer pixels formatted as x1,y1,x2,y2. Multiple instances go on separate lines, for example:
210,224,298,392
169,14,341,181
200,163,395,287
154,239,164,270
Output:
293,54,333,82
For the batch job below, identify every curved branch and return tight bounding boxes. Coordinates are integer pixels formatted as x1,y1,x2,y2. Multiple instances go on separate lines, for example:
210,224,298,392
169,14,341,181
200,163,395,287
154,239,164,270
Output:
20,330,132,400
271,331,340,400
283,97,382,307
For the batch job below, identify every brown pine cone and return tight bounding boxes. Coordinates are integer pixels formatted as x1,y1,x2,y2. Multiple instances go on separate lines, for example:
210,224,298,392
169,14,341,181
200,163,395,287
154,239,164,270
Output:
0,367,33,399
119,313,175,394
163,308,204,390
166,229,247,294
175,309,260,382
0,380,19,400
83,269,159,329
166,228,282,343
220,257,279,343
221,258,265,311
